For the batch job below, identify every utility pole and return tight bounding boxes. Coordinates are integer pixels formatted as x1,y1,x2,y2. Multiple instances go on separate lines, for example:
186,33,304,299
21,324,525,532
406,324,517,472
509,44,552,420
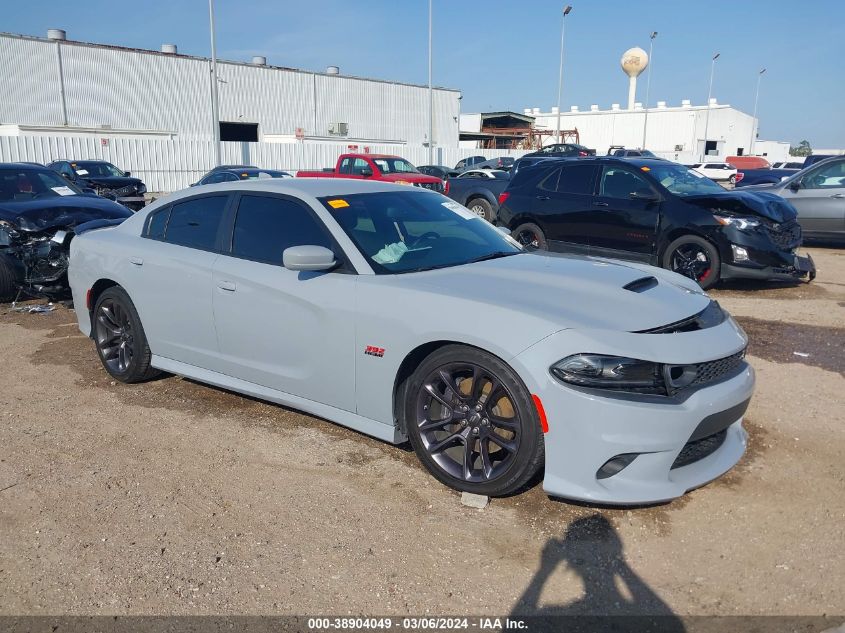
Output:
556,5,573,144
208,0,222,167
750,68,766,156
428,0,434,164
702,52,719,161
641,31,657,149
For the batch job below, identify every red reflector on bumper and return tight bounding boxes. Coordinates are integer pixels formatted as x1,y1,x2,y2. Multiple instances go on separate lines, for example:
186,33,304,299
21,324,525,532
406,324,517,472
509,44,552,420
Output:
86,289,93,310
532,394,549,433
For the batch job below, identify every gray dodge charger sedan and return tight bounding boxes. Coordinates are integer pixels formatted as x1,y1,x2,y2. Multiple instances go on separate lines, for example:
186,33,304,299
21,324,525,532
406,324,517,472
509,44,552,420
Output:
68,178,754,505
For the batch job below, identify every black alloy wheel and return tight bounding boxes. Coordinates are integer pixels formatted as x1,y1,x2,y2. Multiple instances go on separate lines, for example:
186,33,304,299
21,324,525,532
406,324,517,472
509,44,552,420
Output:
404,346,544,496
663,235,721,290
512,222,548,250
93,287,159,383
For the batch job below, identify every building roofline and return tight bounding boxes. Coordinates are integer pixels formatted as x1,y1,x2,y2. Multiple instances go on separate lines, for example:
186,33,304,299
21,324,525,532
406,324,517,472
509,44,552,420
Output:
0,31,461,94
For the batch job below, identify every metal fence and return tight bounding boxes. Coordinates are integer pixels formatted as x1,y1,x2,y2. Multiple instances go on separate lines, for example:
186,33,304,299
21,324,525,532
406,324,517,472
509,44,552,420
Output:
0,136,530,193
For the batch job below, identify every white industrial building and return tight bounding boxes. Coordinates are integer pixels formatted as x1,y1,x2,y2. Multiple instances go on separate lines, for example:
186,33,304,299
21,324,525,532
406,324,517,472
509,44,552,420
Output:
0,31,460,148
461,101,790,164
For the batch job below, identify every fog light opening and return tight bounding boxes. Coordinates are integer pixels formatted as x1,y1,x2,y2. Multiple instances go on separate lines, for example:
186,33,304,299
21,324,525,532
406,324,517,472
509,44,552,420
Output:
596,453,639,480
731,245,749,262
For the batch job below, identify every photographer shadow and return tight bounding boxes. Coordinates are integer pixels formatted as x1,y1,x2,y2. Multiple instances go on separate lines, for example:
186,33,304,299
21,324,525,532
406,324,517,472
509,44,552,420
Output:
510,514,686,632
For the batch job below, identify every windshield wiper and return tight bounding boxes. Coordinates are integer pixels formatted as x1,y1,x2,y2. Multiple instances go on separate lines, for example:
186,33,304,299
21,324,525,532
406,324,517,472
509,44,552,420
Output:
464,251,521,265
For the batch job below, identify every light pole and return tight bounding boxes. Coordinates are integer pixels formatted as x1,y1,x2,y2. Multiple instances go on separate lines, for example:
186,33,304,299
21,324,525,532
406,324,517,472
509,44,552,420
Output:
555,5,573,144
428,0,433,164
641,31,657,150
750,67,766,156
208,0,221,167
702,52,719,161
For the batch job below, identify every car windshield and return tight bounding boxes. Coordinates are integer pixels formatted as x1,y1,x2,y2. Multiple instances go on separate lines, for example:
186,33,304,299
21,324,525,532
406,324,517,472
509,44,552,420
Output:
74,161,125,177
0,168,83,201
320,191,522,274
240,170,288,179
645,163,726,196
372,158,418,174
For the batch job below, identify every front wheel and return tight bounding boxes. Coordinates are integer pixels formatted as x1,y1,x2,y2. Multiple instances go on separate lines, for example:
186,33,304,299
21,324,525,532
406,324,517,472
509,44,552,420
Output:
403,345,544,496
662,235,721,290
93,286,159,383
512,222,548,250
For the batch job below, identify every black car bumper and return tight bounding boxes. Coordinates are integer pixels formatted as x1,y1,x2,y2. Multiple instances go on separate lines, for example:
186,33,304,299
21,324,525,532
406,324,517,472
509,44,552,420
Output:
722,252,815,282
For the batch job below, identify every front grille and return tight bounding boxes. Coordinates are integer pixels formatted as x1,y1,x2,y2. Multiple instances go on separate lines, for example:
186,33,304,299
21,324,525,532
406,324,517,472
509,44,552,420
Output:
671,429,727,469
109,184,136,197
765,220,801,250
414,181,444,193
689,350,746,388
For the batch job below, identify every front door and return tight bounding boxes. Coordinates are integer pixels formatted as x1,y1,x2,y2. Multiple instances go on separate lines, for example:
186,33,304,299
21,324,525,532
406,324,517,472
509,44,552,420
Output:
589,165,661,262
530,163,599,254
211,193,357,412
781,159,845,238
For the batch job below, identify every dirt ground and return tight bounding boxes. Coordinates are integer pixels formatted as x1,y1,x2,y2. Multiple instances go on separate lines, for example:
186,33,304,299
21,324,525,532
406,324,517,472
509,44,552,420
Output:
0,247,843,620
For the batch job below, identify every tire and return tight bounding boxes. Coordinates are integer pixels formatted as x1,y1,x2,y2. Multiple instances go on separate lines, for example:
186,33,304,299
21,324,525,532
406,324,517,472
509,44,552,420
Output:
0,256,19,303
403,345,545,497
92,286,159,383
662,235,721,290
512,222,548,250
729,174,737,185
466,197,494,223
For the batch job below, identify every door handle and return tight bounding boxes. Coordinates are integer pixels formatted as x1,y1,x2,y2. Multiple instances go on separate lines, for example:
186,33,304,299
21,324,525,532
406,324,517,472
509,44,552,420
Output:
593,202,609,207
217,280,236,292
129,256,143,266
535,195,550,201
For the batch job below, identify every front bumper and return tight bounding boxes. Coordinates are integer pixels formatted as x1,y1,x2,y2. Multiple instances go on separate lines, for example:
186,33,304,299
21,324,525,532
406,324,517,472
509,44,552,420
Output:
722,252,815,282
511,319,754,505
115,196,147,211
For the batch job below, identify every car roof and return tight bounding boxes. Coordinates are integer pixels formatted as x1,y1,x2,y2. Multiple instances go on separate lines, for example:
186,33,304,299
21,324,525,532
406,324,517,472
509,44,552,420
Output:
184,177,418,199
0,162,53,170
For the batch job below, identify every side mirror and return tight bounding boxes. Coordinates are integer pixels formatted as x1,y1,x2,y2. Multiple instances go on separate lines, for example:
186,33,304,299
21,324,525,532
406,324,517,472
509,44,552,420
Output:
788,180,802,192
283,245,337,272
61,173,73,181
630,189,659,202
124,171,132,177
359,167,373,177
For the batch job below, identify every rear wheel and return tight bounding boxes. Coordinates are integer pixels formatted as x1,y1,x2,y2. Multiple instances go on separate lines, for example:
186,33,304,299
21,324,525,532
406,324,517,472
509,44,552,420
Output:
467,197,494,223
403,345,544,497
729,174,737,185
512,222,548,250
662,235,721,290
93,286,159,383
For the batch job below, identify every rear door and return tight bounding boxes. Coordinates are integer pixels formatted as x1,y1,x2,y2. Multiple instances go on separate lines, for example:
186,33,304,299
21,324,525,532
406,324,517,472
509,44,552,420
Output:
589,165,661,262
781,159,845,238
210,193,357,411
530,163,599,254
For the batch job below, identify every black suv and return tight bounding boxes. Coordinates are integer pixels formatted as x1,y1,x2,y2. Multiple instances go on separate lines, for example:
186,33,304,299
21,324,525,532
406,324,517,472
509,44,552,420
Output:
496,157,815,289
48,160,147,211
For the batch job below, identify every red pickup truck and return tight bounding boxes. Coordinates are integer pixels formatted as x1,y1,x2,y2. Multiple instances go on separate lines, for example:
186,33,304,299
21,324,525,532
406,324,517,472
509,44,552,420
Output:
297,154,446,193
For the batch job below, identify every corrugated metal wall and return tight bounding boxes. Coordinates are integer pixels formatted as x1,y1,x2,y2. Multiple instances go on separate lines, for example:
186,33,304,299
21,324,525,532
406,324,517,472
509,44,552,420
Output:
0,33,460,146
0,135,528,193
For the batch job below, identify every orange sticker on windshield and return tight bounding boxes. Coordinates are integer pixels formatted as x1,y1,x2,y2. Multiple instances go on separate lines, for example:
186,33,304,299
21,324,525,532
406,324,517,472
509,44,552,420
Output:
327,199,349,209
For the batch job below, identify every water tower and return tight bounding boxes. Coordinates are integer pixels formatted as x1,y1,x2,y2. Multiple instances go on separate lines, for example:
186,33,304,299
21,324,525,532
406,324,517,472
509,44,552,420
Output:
621,47,649,110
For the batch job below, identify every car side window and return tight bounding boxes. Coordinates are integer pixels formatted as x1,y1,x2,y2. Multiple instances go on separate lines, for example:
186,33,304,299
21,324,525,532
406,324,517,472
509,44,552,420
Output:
556,165,598,195
599,166,653,199
145,207,170,240
231,195,332,265
202,172,226,184
339,158,352,174
352,159,370,175
803,161,845,189
163,195,228,251
538,168,561,192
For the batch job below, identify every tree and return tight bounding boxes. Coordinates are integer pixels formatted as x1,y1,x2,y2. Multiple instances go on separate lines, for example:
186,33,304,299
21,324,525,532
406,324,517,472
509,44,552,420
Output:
790,140,812,156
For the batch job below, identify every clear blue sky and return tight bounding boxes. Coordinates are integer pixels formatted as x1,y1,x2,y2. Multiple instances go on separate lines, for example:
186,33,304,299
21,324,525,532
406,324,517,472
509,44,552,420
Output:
5,0,844,147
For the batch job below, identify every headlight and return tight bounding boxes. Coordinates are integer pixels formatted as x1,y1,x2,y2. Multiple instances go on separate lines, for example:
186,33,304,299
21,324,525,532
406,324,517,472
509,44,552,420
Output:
137,184,147,195
714,215,760,230
550,354,665,394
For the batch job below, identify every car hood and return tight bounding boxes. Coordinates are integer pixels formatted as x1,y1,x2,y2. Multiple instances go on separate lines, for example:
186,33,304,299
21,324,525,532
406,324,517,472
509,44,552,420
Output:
0,196,132,232
81,176,143,188
380,251,711,333
682,190,797,223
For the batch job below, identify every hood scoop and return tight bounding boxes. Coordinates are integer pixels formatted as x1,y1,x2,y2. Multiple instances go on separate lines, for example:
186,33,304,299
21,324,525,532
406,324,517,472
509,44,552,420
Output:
623,276,659,293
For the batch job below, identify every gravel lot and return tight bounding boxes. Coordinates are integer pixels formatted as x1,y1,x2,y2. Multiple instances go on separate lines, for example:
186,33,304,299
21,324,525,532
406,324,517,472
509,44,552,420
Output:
0,246,843,620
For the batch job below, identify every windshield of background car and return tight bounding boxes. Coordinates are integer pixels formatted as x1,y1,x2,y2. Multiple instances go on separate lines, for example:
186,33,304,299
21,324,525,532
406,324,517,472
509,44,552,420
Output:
240,170,289,179
320,191,522,274
645,163,726,196
74,162,124,177
0,168,83,201
372,158,418,174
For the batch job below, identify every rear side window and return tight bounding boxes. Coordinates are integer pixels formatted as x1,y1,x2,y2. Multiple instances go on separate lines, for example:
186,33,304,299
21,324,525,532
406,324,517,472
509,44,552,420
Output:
145,208,169,240
231,195,332,264
163,195,228,250
599,167,653,199
556,165,598,195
